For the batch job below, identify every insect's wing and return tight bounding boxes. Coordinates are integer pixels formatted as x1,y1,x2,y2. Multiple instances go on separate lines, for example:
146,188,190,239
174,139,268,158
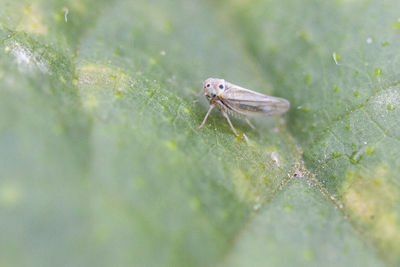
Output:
221,82,290,116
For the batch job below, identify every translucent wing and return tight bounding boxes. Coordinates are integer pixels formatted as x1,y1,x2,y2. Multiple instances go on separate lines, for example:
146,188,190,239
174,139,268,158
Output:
220,82,290,116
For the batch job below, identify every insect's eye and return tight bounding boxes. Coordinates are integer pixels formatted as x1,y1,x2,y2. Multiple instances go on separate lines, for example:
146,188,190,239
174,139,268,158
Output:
219,84,224,89
206,84,211,88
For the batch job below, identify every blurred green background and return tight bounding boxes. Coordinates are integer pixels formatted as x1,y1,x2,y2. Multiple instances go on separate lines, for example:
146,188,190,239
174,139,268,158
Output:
1,0,400,266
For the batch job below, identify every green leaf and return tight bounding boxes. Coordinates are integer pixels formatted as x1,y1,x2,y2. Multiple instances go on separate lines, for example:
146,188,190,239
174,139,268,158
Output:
219,0,400,265
0,0,398,266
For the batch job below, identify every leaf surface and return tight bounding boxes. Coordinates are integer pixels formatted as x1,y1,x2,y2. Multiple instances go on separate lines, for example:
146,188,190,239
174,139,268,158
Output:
0,0,398,266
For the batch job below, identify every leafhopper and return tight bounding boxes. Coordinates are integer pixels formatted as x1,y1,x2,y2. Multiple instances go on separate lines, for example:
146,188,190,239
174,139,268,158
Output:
198,78,290,137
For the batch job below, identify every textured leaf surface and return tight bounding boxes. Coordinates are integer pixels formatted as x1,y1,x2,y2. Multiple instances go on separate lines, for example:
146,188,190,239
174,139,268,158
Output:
218,0,400,265
0,0,398,266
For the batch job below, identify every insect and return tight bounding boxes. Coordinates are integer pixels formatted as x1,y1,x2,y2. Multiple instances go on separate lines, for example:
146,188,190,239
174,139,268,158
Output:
197,78,290,137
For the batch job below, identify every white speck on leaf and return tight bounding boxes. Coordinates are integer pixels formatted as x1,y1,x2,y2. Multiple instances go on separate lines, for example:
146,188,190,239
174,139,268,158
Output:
332,52,339,65
271,152,280,167
366,37,373,44
64,8,69,23
9,42,50,74
372,88,400,107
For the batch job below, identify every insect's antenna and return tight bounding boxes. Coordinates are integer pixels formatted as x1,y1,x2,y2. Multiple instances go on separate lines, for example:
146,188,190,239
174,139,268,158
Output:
190,80,205,97
191,89,203,97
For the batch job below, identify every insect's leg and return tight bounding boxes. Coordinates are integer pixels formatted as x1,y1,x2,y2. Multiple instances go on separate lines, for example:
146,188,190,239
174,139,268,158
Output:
245,118,255,129
222,111,239,136
197,105,215,129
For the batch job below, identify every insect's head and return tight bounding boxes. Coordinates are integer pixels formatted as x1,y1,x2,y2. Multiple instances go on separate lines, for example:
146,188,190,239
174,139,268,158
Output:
203,78,226,101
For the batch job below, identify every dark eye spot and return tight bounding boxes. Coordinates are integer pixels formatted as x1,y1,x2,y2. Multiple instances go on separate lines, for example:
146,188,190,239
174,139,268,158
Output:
211,93,216,97
207,84,210,88
219,84,224,89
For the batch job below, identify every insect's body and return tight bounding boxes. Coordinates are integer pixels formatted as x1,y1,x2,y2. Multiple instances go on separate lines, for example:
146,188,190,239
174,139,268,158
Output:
198,78,290,137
